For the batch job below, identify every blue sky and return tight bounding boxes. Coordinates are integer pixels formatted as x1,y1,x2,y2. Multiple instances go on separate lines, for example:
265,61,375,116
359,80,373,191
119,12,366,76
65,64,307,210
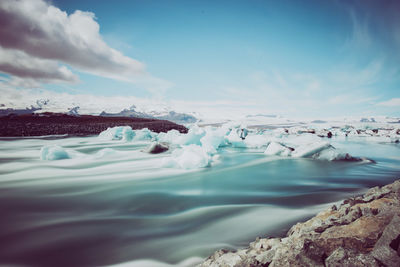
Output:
0,0,399,118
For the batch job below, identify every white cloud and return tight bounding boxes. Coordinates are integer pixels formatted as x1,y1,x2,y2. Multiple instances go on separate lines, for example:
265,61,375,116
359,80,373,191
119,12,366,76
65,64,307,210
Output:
376,98,400,107
0,0,170,91
0,47,79,85
343,9,371,50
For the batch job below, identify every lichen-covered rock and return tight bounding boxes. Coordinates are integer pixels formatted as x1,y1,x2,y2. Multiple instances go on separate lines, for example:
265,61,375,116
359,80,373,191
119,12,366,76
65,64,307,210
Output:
198,179,400,267
371,215,400,266
325,247,379,267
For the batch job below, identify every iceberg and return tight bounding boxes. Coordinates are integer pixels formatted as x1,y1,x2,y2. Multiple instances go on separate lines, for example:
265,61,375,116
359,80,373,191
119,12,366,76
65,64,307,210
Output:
225,129,246,148
262,134,361,161
200,126,229,154
98,126,157,141
180,125,206,145
157,125,205,146
133,128,156,141
291,141,332,158
95,122,376,166
122,127,135,141
264,142,292,156
99,126,135,141
244,134,269,148
40,145,70,160
161,144,211,169
157,129,181,144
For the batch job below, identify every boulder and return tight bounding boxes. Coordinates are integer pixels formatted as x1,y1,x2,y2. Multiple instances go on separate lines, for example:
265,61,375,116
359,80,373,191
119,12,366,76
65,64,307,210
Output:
144,142,169,154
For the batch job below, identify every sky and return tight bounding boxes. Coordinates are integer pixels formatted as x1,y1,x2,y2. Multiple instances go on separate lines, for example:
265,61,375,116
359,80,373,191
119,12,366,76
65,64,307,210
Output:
0,0,399,119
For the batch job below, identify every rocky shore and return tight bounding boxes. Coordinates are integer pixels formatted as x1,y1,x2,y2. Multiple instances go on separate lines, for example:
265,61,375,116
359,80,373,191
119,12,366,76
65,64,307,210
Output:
0,113,188,137
200,179,400,267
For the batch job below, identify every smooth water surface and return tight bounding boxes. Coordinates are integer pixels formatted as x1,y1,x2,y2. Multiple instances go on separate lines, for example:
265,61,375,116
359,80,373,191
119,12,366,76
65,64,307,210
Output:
0,136,399,267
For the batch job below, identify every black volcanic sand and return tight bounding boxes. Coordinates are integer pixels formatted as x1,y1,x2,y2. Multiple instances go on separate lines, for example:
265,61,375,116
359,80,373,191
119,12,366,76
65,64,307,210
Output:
0,113,188,137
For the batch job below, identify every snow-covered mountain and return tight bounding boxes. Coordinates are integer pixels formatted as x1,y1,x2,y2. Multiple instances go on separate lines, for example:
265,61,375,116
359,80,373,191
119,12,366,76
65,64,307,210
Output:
0,99,49,116
147,110,197,124
99,105,154,119
99,106,198,124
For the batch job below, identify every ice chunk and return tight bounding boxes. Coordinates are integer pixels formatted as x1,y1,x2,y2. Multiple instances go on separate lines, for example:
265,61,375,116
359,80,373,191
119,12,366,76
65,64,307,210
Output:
99,126,135,141
157,129,181,144
157,125,205,146
161,144,211,169
40,145,70,160
122,127,135,141
291,141,332,158
225,129,246,148
200,127,229,154
98,126,157,141
244,134,269,148
313,147,352,161
133,128,156,141
181,125,206,145
264,142,292,156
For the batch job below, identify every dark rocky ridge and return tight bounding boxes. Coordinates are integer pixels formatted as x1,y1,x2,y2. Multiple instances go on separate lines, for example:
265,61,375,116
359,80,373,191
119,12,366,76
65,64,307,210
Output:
200,179,400,267
0,113,188,137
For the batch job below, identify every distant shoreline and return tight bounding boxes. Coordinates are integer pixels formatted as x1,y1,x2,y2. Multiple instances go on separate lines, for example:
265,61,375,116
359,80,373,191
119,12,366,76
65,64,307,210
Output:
0,113,188,137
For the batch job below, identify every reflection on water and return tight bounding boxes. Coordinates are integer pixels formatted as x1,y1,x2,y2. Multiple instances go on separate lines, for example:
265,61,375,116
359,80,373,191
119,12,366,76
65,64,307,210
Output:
0,136,399,266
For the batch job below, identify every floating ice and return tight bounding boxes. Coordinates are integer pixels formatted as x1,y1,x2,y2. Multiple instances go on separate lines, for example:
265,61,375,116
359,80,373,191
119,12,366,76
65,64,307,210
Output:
40,145,70,160
244,134,269,148
98,126,157,141
157,125,205,146
180,125,205,145
157,129,181,144
133,128,156,141
122,127,135,141
261,133,361,161
99,126,135,141
225,129,246,148
264,142,292,156
161,144,211,169
200,126,229,154
291,141,332,158
95,122,382,167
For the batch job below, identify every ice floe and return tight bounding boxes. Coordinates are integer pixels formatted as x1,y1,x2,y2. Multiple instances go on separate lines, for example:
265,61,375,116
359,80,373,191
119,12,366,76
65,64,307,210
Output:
161,144,211,169
40,145,70,160
264,142,292,157
98,126,135,141
98,126,156,141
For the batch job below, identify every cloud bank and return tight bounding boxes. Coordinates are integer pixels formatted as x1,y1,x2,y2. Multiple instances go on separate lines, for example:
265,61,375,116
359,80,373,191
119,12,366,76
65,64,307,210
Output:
0,0,169,90
377,98,400,107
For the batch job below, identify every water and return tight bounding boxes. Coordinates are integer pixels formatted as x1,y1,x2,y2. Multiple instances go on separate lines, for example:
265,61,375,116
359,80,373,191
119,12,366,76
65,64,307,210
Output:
0,136,399,267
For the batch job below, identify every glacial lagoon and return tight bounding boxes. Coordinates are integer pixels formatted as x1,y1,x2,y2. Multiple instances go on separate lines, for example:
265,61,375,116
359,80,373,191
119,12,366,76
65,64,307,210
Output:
0,125,399,267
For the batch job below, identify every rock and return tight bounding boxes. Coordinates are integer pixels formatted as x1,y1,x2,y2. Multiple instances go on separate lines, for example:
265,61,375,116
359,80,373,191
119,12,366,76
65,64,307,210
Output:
199,179,400,267
314,215,391,255
144,142,169,154
371,215,400,266
200,249,242,267
325,247,379,267
363,185,391,202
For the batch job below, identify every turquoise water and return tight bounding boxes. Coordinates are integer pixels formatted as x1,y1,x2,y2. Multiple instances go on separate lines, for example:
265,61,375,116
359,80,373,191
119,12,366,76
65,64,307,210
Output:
0,136,399,266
